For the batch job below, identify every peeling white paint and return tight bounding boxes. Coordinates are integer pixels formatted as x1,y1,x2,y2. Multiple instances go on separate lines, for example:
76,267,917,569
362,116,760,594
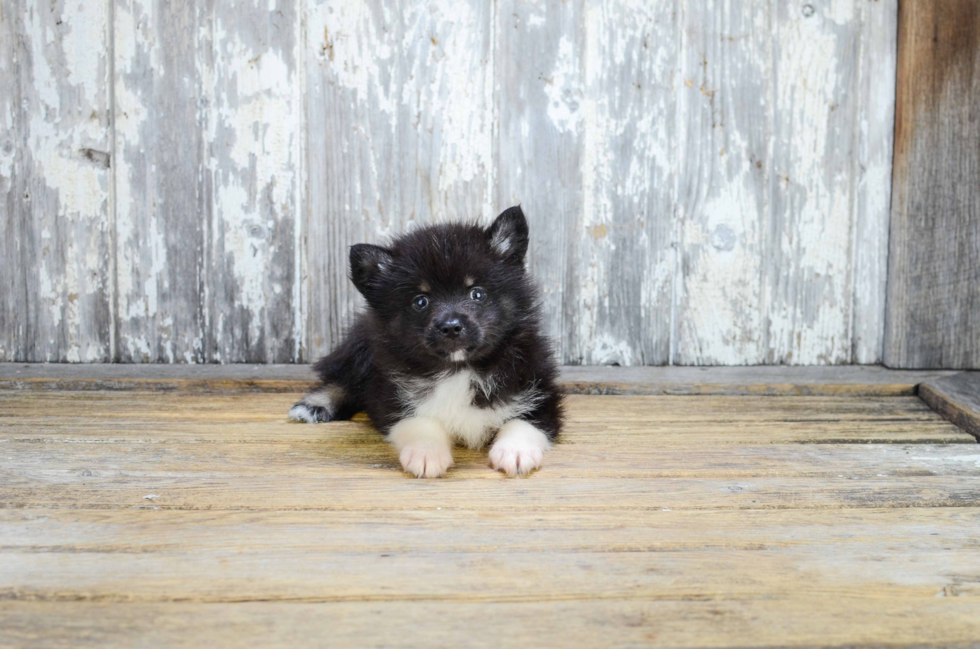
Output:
309,1,394,114
850,0,896,364
590,333,635,366
212,10,299,356
427,0,493,200
544,36,583,134
568,0,676,365
5,0,112,362
767,2,855,364
6,0,897,366
679,181,764,365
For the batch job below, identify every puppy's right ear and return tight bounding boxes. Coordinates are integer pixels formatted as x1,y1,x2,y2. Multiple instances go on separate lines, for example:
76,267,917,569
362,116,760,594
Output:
349,244,394,298
487,205,529,264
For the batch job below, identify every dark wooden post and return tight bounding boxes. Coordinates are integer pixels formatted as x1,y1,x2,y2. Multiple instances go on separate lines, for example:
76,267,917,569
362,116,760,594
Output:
885,0,980,369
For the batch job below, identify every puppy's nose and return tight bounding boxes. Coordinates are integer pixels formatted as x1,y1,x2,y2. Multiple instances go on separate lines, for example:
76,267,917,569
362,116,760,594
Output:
436,317,464,339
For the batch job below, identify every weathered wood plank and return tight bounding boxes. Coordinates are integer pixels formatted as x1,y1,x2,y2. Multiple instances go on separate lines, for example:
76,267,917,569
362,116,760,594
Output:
3,0,902,367
0,363,960,395
674,0,771,365
494,0,581,364
495,0,675,366
0,391,963,428
2,383,978,647
851,0,897,364
304,0,494,360
676,1,895,365
113,0,302,364
576,0,676,365
6,508,979,553
919,372,980,441
208,0,301,363
3,437,978,482
4,544,980,602
766,0,864,364
3,599,980,649
1,392,974,511
0,0,113,363
557,364,956,396
112,0,210,362
9,474,975,512
885,0,980,369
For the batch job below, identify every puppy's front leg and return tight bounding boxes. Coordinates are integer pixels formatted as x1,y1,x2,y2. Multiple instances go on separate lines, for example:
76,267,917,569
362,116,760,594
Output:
388,417,454,478
489,419,551,477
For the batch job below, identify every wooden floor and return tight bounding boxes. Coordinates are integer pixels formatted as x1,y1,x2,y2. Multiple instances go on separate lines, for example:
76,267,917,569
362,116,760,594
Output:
2,389,980,648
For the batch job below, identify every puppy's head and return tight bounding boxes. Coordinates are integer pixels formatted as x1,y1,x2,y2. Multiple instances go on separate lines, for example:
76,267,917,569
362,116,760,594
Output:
349,206,531,366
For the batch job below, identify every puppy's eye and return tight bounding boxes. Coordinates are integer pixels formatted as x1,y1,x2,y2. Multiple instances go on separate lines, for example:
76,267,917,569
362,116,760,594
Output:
469,287,486,302
413,295,429,311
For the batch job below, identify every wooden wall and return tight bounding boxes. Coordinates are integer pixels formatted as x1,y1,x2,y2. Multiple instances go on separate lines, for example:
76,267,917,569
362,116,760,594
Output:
1,0,898,365
885,0,980,369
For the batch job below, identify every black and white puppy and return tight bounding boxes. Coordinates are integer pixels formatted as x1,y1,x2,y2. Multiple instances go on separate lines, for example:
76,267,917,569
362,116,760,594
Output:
288,206,563,478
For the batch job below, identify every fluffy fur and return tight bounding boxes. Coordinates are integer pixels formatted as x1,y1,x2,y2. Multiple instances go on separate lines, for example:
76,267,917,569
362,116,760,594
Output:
289,206,563,478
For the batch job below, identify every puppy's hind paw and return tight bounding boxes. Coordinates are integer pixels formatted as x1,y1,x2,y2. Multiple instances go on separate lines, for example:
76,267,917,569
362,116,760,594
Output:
288,402,331,423
288,386,344,423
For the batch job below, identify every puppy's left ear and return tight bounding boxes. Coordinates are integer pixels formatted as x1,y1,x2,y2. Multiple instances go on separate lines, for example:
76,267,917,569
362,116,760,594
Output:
349,244,394,298
487,206,529,264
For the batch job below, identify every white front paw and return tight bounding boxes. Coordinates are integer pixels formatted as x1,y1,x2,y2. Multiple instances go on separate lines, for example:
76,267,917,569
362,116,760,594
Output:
489,420,551,477
399,444,455,478
388,417,454,479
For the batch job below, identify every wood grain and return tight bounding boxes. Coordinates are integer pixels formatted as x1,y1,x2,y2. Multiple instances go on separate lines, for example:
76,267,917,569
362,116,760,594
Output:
674,0,771,365
885,0,980,369
0,363,960,396
7,507,980,553
0,0,113,363
851,0,897,364
208,0,302,363
5,543,980,602
1,388,978,647
0,392,975,514
304,0,495,360
495,0,676,365
919,372,980,440
4,0,900,367
112,0,210,363
112,0,301,363
3,599,980,649
766,0,863,365
676,0,897,365
494,0,582,364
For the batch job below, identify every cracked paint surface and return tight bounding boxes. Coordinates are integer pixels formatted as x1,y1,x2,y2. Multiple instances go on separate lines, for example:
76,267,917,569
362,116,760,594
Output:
3,0,897,366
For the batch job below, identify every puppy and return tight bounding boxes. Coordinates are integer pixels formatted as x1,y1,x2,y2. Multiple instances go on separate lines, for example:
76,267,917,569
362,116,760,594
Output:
289,206,563,478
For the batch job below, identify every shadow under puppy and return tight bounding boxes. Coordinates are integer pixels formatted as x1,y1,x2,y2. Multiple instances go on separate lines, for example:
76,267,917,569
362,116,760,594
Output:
289,206,563,478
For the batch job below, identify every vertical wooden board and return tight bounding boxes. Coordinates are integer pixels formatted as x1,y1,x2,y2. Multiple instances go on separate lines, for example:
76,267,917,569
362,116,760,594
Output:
677,0,893,366
304,0,494,359
494,0,584,364
566,0,675,365
0,0,112,362
885,0,980,369
764,0,861,365
112,0,210,362
766,0,863,364
209,0,301,363
674,0,772,365
850,0,896,364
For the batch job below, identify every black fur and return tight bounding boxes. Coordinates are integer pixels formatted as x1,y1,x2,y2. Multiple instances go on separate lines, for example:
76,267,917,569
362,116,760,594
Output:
293,206,563,440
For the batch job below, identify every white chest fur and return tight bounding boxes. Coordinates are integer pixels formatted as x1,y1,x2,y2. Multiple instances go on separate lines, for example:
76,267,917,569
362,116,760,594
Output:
395,370,539,449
